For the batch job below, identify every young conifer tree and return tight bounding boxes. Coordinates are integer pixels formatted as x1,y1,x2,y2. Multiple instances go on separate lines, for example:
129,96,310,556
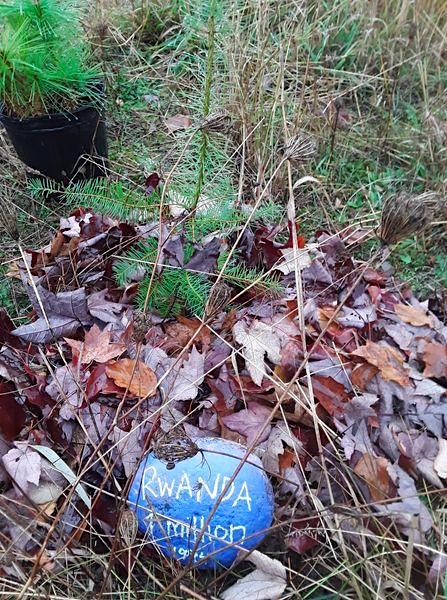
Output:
0,0,100,117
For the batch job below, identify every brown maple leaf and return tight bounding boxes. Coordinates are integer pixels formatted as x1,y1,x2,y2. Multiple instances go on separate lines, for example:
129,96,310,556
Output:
423,342,447,379
351,341,411,387
164,316,211,352
394,303,434,327
354,454,394,502
65,324,126,364
312,376,349,418
106,359,157,398
351,363,379,391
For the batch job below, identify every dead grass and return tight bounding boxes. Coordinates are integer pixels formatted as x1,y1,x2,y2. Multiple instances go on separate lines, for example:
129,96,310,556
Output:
0,0,446,598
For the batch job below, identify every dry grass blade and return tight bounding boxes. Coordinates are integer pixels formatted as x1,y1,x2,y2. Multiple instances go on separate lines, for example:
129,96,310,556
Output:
378,192,441,246
283,133,318,163
0,188,19,241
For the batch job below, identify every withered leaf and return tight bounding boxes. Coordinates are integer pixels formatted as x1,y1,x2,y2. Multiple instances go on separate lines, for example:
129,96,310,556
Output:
112,427,143,477
87,290,125,324
262,424,301,474
354,454,393,502
351,363,379,390
394,303,434,327
422,342,447,379
434,438,447,479
184,237,220,273
164,317,210,351
165,114,191,133
351,341,411,387
221,550,286,600
169,346,204,401
287,516,320,554
233,320,281,386
12,315,82,344
2,442,42,494
0,382,26,440
106,359,157,398
12,287,91,343
65,324,125,364
221,401,272,446
312,376,350,417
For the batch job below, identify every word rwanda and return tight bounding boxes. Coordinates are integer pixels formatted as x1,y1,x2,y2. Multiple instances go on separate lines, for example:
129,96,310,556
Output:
141,465,253,509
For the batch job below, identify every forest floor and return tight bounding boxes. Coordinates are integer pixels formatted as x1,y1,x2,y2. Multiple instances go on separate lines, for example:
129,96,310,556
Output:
0,1,447,598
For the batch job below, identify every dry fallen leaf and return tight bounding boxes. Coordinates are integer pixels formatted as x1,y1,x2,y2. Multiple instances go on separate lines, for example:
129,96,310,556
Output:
312,375,350,417
394,303,434,327
422,341,447,379
164,114,192,133
354,454,393,502
351,363,379,390
106,359,157,398
222,401,272,446
65,324,126,364
274,247,311,275
2,443,41,494
112,427,143,477
169,346,204,401
434,438,447,479
164,317,210,351
351,341,411,387
233,320,281,386
221,550,287,600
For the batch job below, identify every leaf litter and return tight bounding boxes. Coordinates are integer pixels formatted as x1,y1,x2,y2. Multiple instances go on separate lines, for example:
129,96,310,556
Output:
1,203,447,596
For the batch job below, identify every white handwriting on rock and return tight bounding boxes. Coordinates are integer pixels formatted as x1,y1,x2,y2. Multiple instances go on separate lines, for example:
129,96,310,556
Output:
144,509,248,552
142,466,252,510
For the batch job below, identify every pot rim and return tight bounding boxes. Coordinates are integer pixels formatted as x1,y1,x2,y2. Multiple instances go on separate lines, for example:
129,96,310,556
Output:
0,82,105,124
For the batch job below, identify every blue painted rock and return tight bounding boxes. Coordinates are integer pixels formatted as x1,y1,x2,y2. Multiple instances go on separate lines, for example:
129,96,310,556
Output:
128,436,274,568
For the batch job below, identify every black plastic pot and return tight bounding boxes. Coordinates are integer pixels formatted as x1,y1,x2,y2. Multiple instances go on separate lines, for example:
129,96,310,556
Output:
0,94,108,182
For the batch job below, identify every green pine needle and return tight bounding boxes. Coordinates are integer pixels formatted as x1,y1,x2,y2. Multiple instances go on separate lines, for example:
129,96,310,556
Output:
136,268,211,317
217,251,283,294
113,239,158,287
0,0,101,116
29,178,158,222
223,263,283,294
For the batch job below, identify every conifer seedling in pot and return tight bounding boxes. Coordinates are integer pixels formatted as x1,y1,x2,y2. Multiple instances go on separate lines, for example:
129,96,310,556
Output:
0,0,108,182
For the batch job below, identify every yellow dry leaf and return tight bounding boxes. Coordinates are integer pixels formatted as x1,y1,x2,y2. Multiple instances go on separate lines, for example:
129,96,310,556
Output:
106,359,157,398
395,303,433,328
351,341,411,387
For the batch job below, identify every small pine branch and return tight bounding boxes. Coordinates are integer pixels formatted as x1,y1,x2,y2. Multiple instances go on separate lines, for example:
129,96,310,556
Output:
182,270,212,314
223,263,282,294
29,178,158,222
112,239,158,287
186,198,283,239
217,252,282,294
137,270,183,318
136,268,211,317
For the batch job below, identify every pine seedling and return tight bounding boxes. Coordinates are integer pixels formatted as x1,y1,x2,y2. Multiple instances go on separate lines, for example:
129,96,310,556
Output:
0,0,101,117
217,252,283,295
189,0,217,237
